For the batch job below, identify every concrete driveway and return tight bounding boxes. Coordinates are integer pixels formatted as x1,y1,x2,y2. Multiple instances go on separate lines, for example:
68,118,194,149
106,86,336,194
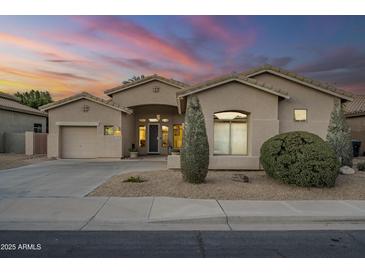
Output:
0,159,166,198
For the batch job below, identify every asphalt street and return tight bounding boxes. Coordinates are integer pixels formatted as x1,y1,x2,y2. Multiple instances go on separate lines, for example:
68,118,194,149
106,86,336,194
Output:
1,230,365,257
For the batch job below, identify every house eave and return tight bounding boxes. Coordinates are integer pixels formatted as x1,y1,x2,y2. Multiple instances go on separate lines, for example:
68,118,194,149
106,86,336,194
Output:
177,78,290,100
0,105,48,117
345,112,365,118
246,70,353,101
104,77,187,96
40,96,133,114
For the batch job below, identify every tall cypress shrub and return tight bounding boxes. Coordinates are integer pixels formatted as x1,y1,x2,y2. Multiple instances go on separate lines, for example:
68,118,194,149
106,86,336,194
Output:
180,96,209,184
326,102,353,166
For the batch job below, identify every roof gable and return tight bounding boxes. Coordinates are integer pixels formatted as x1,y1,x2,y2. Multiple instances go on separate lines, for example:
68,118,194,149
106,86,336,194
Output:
104,74,189,96
40,92,133,114
241,64,353,101
176,73,290,99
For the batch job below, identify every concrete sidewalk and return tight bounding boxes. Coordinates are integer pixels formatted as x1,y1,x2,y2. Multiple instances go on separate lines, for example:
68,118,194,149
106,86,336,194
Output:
1,197,365,230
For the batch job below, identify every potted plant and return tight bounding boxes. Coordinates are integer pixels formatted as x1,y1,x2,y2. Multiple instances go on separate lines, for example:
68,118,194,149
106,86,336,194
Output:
129,147,138,159
171,148,180,155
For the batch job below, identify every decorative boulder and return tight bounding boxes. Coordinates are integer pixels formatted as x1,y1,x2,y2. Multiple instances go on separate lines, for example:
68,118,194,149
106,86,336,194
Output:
232,174,250,183
339,166,355,175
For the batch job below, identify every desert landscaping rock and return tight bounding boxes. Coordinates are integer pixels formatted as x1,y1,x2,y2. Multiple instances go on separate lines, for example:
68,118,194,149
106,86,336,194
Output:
340,166,356,175
232,174,249,183
89,170,365,200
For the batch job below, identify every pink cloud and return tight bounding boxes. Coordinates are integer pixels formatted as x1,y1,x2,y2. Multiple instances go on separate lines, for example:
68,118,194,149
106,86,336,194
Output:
74,16,212,72
186,16,257,54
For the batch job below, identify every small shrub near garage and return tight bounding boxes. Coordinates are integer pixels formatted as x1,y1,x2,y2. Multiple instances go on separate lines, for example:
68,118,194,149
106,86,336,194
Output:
260,131,340,187
357,161,365,171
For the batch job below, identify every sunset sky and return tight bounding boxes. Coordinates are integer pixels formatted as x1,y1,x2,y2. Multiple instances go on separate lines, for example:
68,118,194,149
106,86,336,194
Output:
0,16,364,100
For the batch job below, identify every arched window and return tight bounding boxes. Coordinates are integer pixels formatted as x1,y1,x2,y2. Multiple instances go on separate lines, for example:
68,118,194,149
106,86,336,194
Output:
213,111,248,155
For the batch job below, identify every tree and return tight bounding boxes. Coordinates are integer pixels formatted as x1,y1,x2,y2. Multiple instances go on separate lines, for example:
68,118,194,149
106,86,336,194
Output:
326,102,353,167
122,75,145,84
15,90,53,109
180,96,209,184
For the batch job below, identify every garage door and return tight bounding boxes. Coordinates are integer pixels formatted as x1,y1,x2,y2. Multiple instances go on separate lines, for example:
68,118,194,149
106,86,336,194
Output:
61,126,97,158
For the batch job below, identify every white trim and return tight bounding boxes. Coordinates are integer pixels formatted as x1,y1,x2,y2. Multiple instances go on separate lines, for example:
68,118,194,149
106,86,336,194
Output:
246,70,353,101
56,121,99,127
148,123,160,154
105,78,185,96
41,96,133,114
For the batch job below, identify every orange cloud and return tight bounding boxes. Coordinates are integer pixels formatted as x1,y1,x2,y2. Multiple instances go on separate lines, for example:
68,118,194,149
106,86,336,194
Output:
0,32,83,61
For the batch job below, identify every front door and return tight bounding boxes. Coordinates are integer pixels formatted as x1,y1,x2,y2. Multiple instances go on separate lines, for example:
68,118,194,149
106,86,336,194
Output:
148,124,159,154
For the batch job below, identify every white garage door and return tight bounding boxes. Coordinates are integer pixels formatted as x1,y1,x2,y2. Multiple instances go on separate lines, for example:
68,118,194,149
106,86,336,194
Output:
61,126,97,158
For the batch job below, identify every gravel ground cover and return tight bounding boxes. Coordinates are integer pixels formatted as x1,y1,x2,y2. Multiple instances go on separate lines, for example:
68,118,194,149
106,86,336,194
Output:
0,153,49,170
89,169,365,200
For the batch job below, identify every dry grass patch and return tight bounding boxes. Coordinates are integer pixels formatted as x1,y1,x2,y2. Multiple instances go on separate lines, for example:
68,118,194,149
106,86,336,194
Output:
89,169,365,200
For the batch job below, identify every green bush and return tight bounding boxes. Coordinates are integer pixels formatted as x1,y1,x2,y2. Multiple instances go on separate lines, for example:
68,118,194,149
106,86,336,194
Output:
180,96,209,184
260,131,340,187
357,161,365,171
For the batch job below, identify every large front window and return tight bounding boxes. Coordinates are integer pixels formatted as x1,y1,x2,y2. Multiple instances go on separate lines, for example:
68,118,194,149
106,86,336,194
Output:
213,111,248,155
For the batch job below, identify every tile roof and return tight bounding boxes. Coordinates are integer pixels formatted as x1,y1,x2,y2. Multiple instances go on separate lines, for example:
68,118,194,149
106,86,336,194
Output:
0,91,21,102
344,95,365,117
39,92,133,114
176,73,290,99
104,74,189,95
241,64,353,100
0,91,47,117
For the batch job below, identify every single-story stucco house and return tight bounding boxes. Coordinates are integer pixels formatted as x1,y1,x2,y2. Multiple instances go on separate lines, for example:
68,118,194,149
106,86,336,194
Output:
345,95,365,156
40,64,353,169
0,91,47,153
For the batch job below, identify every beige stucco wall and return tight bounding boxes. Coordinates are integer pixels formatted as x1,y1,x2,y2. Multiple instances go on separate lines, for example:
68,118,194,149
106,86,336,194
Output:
25,131,34,156
347,116,365,156
47,98,123,158
167,155,260,170
110,80,181,107
121,113,135,157
188,81,280,170
252,73,339,139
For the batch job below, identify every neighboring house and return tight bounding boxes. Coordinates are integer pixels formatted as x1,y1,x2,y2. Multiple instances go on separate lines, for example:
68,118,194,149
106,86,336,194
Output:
0,91,47,153
40,65,353,169
344,95,365,156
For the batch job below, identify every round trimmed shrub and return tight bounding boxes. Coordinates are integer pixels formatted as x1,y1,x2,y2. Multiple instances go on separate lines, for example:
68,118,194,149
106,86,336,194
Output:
260,131,340,187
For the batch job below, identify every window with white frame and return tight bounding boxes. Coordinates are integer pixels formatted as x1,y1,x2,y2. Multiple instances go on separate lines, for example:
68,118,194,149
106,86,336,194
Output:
213,111,248,155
